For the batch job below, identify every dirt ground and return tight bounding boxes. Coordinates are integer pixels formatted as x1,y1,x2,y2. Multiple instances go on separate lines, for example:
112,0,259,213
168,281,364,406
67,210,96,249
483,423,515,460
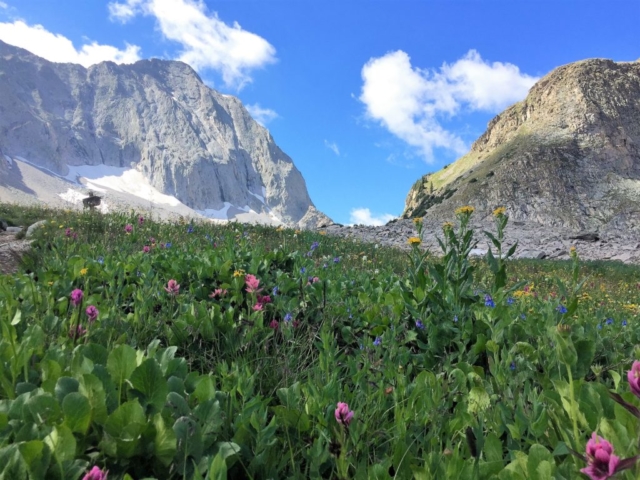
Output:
0,232,31,275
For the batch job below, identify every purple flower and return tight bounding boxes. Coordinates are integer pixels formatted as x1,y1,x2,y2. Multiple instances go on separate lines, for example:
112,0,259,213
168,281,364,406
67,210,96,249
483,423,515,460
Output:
484,294,495,308
138,216,144,226
333,257,340,263
85,305,99,323
284,312,292,323
310,241,319,251
124,224,133,234
415,320,425,330
143,245,150,253
556,305,568,314
269,319,279,329
187,225,194,233
334,402,354,426
373,336,381,346
70,289,84,307
83,466,108,480
580,433,620,480
628,361,640,399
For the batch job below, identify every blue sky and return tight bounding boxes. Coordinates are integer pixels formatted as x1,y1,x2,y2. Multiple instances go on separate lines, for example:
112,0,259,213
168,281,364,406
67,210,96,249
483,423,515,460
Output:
1,0,638,224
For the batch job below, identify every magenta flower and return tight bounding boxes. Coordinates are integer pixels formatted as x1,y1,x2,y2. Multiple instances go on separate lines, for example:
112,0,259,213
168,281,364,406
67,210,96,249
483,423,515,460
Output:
83,466,108,480
70,289,84,307
245,274,261,293
252,303,263,312
269,319,279,329
85,305,99,323
335,402,354,426
257,294,272,305
628,361,640,398
143,245,151,253
164,279,180,295
69,324,87,340
138,216,144,226
580,433,620,480
124,224,133,234
65,228,73,237
209,288,228,298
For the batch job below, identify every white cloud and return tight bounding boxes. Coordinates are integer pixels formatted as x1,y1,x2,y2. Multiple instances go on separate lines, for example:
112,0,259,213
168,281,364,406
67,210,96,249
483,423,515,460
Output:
0,20,141,66
324,140,340,156
360,49,538,162
349,208,395,226
245,103,278,126
0,2,8,9
108,0,276,89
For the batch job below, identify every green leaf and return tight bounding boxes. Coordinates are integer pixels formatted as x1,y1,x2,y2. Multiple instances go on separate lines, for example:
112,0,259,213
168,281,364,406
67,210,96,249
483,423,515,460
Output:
54,377,79,405
153,413,177,466
11,309,22,325
103,400,146,459
79,374,108,425
129,358,168,414
468,387,490,414
62,393,92,434
107,344,137,390
18,440,51,480
207,452,227,480
25,392,61,425
527,444,554,480
484,432,503,463
44,425,76,463
174,416,203,470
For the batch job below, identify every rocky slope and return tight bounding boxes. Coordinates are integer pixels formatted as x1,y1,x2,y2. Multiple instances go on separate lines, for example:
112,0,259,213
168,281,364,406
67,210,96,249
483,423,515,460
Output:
402,58,640,235
0,40,329,228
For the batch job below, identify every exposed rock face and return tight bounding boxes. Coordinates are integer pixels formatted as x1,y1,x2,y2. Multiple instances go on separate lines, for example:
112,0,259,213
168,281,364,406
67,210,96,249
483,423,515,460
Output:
0,40,330,228
403,58,640,234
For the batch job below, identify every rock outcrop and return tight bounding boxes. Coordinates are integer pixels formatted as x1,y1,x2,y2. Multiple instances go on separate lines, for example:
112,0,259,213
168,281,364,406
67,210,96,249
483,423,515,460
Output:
403,58,640,235
0,40,330,228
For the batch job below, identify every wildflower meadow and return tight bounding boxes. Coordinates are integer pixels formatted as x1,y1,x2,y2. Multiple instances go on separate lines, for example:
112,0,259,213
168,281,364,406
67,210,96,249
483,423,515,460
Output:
1,203,640,479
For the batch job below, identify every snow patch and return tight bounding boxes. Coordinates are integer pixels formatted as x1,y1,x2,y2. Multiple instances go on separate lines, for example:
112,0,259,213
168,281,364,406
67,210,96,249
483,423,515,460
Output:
59,188,85,205
248,190,265,203
197,202,233,220
4,155,12,167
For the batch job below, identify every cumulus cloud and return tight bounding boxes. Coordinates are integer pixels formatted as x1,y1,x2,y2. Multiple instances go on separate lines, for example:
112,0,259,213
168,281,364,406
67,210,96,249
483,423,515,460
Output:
245,103,278,126
350,208,395,226
0,2,8,9
108,0,276,89
324,140,340,156
0,20,141,66
360,49,538,162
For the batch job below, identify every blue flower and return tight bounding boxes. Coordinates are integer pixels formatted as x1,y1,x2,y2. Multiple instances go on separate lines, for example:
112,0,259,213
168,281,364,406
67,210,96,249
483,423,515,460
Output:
284,312,292,322
187,226,194,233
606,318,614,326
556,305,568,314
205,234,211,241
622,319,628,327
510,362,516,371
520,313,526,320
310,241,319,251
333,257,340,263
597,324,602,330
272,286,279,296
165,242,172,248
416,320,425,330
97,256,104,265
323,263,328,269
300,267,306,274
484,294,495,308
453,315,458,323
507,297,515,305
359,343,364,350
373,337,382,346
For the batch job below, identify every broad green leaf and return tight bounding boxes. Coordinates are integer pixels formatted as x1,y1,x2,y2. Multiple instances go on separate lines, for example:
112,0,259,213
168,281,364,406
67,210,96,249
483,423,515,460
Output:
18,440,51,480
25,392,61,425
129,358,168,414
44,425,76,463
207,453,227,480
79,374,108,425
527,444,554,480
104,400,146,459
62,393,92,434
54,377,79,404
484,432,503,463
468,387,490,414
153,413,177,466
107,344,137,390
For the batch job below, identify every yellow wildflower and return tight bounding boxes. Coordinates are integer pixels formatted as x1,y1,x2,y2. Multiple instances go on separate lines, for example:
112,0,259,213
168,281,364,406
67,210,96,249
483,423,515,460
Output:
493,207,506,217
295,229,301,234
412,217,423,225
80,268,88,276
233,269,246,278
455,206,475,215
276,226,284,232
443,222,454,231
47,281,53,286
408,237,421,246
319,231,327,236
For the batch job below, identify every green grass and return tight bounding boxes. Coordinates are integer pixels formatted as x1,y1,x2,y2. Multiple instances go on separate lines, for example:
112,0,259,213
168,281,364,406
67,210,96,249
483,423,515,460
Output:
1,203,640,479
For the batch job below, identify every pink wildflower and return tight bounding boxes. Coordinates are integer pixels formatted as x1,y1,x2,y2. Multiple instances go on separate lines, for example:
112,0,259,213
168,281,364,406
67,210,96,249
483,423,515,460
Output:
257,294,272,305
245,274,261,293
165,279,180,295
628,361,640,398
124,224,133,234
143,245,151,253
70,289,84,307
138,216,144,226
69,324,87,340
252,303,263,312
65,228,73,237
209,288,228,298
269,319,279,329
85,305,99,323
580,433,620,480
334,402,354,426
83,466,108,480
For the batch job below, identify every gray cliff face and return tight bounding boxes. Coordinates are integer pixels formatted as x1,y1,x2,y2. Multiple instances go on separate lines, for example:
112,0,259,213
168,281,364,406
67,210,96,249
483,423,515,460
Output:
402,58,640,233
0,40,329,228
